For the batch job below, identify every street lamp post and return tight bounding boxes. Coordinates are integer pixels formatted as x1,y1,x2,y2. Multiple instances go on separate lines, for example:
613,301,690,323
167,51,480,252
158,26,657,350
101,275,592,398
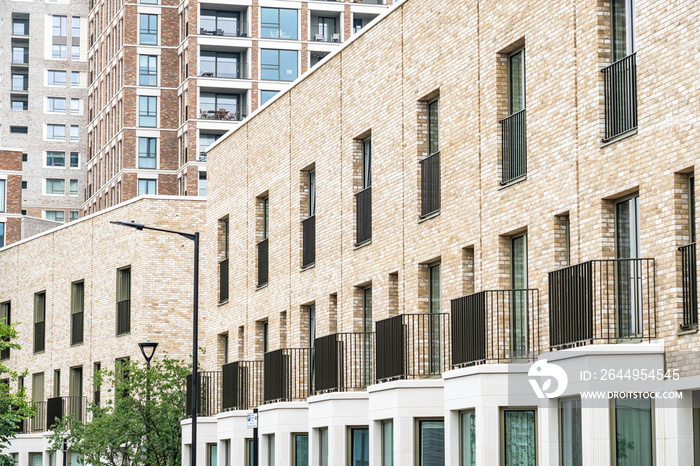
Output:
111,221,200,466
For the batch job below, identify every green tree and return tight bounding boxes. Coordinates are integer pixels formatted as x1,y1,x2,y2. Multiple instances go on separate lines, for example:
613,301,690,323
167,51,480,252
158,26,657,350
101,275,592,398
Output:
0,321,35,466
49,357,190,466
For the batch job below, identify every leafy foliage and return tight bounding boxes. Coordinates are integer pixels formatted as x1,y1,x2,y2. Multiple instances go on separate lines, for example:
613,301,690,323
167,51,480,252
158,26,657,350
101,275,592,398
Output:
0,321,35,465
49,357,190,466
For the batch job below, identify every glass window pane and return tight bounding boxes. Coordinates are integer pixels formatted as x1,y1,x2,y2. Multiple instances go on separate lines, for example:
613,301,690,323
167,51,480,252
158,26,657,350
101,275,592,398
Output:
615,398,652,466
261,8,280,39
279,50,298,81
509,50,525,114
419,421,444,466
382,421,393,466
319,428,328,466
261,90,278,105
428,99,439,154
294,434,308,466
503,410,535,466
560,399,582,466
351,428,369,466
460,411,476,466
280,9,298,40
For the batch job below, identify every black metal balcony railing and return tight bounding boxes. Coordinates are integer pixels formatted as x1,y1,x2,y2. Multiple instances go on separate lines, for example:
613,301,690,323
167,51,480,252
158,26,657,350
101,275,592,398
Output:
219,258,229,303
500,109,527,184
222,360,263,411
116,299,130,335
302,216,315,267
257,238,269,286
199,62,249,80
355,187,372,245
263,348,311,403
185,371,222,417
315,332,374,394
46,396,88,428
680,243,698,329
451,289,540,367
375,313,450,382
71,311,84,345
602,53,637,142
420,152,440,217
549,258,656,349
21,401,47,433
199,20,248,38
199,108,246,121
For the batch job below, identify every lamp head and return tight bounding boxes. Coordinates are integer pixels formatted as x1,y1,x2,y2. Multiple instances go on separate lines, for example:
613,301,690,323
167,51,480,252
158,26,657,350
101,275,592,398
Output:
110,220,145,230
138,339,159,363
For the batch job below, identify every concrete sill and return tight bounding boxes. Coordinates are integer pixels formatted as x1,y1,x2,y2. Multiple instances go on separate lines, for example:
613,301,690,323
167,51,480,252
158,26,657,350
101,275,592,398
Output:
418,210,440,224
255,283,268,291
499,174,527,190
601,128,638,148
354,239,372,250
300,263,315,272
218,299,229,307
677,326,698,336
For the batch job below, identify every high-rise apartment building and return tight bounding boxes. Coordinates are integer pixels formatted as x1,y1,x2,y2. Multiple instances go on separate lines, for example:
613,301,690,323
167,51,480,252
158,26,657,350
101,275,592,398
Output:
85,0,392,216
1,0,89,225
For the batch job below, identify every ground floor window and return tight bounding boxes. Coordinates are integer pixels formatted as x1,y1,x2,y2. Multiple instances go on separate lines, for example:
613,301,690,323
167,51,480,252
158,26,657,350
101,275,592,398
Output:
460,411,476,466
382,420,393,466
418,419,444,466
207,443,217,466
614,398,653,466
245,438,254,466
294,433,308,466
560,398,582,466
319,428,329,466
350,427,369,466
503,409,536,466
266,434,275,466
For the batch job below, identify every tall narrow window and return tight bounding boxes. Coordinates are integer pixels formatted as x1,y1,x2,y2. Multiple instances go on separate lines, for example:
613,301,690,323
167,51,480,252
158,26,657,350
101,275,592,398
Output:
603,0,637,141
418,420,444,466
460,411,476,466
69,366,83,421
614,398,652,465
350,428,369,466
503,410,536,466
511,234,528,358
32,373,44,406
258,196,270,286
219,218,229,303
139,55,158,86
0,302,10,360
262,320,269,354
0,180,5,213
429,263,442,374
266,435,275,466
615,195,641,339
382,420,393,466
34,292,46,353
293,434,308,466
116,267,131,335
421,98,440,217
501,48,527,184
302,170,316,268
356,138,372,245
93,362,101,406
560,398,582,466
681,176,697,329
71,281,84,345
53,369,61,397
319,428,328,466
138,96,157,127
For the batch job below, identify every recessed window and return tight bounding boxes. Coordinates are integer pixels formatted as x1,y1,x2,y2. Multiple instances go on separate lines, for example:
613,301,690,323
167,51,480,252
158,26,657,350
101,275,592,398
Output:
48,97,67,113
45,210,65,222
200,51,241,79
116,267,131,335
139,55,157,86
69,211,79,222
70,125,79,141
47,124,66,140
11,97,28,111
70,180,78,196
418,420,444,466
0,302,10,358
22,181,27,190
12,15,29,36
200,10,241,37
71,71,80,87
460,411,475,466
46,179,65,195
52,44,67,59
48,70,67,86
261,8,298,40
138,96,157,127
71,99,80,114
613,398,652,465
350,428,369,466
503,410,535,465
52,16,67,36
70,152,80,168
10,126,28,134
47,151,66,167
560,398,582,466
260,90,278,105
0,223,4,249
138,137,157,168
261,49,298,81
70,281,84,345
138,179,157,195
34,292,47,352
0,181,5,212
11,73,28,91
12,46,28,64
139,14,158,45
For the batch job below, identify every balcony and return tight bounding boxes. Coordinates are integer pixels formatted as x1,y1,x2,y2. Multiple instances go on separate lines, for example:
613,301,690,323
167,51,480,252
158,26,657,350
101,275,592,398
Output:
264,348,311,403
199,20,248,38
680,243,698,329
499,109,527,184
46,396,88,428
314,332,374,393
20,401,47,433
257,238,269,286
219,258,229,303
602,53,637,142
420,151,440,217
353,0,384,3
548,258,656,349
199,108,246,122
186,371,222,417
199,60,248,80
355,187,371,245
451,290,540,367
198,152,207,162
302,216,315,268
375,313,450,382
310,18,341,43
222,360,263,411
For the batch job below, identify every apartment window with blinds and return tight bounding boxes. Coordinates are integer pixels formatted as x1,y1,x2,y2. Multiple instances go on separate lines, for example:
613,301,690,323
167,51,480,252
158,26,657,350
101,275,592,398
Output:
71,281,84,345
0,302,10,360
116,267,131,335
34,292,46,353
